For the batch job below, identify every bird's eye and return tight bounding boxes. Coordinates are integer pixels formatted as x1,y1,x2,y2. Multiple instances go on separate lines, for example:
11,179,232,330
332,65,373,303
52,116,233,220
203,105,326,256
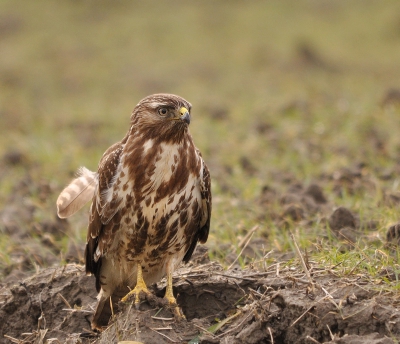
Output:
158,108,168,116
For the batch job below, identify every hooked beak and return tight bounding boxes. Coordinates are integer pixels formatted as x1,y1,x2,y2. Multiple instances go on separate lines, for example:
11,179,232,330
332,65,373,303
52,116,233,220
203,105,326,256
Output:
179,107,191,125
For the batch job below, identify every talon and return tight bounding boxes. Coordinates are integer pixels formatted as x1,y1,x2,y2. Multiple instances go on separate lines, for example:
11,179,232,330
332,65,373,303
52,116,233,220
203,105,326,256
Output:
121,263,151,307
173,305,186,320
164,271,186,320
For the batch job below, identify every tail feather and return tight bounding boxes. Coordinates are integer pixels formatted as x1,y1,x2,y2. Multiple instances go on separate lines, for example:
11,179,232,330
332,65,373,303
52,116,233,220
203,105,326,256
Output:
92,290,126,330
57,167,98,218
92,296,112,331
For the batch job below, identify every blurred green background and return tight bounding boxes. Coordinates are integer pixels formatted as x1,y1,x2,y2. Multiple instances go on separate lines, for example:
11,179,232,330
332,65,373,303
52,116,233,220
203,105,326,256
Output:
1,0,400,275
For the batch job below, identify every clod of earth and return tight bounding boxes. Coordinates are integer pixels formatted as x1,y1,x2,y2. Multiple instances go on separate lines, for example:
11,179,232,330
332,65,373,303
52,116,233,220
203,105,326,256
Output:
328,207,356,231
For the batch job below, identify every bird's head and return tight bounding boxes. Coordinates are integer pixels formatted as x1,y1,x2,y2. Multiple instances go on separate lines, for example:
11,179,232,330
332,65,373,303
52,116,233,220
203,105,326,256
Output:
130,94,192,142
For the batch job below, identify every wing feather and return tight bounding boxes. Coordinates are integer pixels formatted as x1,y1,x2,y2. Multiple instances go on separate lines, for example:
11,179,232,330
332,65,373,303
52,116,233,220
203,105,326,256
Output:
85,139,126,279
183,156,211,262
198,161,211,243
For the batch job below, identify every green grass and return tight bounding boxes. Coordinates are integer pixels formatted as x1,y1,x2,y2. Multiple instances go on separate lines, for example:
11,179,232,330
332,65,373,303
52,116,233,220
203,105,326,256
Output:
1,0,400,285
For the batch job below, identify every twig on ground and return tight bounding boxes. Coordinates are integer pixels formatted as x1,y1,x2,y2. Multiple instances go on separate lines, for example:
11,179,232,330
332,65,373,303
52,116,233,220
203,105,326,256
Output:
215,310,250,339
123,302,133,330
290,295,329,327
347,257,366,276
320,286,341,311
228,226,259,270
150,328,179,343
153,307,164,318
81,328,98,336
57,293,72,309
38,291,46,330
213,272,257,282
192,323,217,338
289,231,314,291
110,296,114,319
267,327,274,344
135,316,140,341
248,287,273,301
49,267,58,283
237,225,259,248
326,324,335,340
320,286,334,299
62,308,93,313
306,335,321,343
151,316,174,321
3,335,20,343
262,245,267,271
233,280,247,296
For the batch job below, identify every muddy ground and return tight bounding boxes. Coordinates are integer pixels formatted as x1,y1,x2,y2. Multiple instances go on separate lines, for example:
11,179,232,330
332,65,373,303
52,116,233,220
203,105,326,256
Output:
1,164,400,343
1,257,399,344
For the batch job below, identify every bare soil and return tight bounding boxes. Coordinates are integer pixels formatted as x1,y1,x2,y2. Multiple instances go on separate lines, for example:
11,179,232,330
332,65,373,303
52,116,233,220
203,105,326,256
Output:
1,257,399,344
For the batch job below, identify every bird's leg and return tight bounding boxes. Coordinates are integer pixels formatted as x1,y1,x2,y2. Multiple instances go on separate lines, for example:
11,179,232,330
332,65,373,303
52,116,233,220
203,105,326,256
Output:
164,270,177,304
164,263,185,319
121,262,151,309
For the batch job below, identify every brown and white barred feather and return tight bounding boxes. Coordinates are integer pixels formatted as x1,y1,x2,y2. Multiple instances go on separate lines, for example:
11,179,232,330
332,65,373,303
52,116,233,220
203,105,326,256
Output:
57,167,98,218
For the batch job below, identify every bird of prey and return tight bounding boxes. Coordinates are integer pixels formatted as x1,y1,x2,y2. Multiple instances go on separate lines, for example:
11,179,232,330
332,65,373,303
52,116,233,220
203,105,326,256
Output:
56,94,211,330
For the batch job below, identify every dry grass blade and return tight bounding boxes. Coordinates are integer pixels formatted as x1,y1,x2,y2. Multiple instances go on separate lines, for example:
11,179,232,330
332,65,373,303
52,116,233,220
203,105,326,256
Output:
228,225,259,269
214,310,251,339
207,310,242,335
326,324,335,340
3,335,20,343
62,308,93,313
237,225,259,248
267,327,274,344
110,296,114,319
290,231,314,290
57,293,72,309
306,335,321,343
151,316,173,321
192,323,217,338
37,329,48,344
149,328,179,343
346,257,366,276
290,295,329,327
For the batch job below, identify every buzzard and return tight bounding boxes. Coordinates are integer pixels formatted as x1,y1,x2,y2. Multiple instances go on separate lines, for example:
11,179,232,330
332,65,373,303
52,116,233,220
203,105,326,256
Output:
56,94,211,330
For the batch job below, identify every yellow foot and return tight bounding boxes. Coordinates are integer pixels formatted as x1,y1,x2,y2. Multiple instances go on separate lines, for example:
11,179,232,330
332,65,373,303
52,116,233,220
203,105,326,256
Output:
164,293,186,319
121,283,151,307
121,263,151,309
164,272,186,320
172,305,186,320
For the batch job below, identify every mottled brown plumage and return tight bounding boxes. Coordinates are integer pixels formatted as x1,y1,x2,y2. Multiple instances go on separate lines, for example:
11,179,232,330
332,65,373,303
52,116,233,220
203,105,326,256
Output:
57,93,211,330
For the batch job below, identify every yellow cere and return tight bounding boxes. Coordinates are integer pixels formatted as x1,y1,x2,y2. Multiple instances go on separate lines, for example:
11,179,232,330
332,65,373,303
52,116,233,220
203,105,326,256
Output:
179,107,189,116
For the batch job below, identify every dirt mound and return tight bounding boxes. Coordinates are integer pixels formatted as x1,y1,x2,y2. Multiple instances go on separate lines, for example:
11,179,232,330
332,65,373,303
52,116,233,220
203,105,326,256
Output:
1,261,399,344
0,264,97,343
